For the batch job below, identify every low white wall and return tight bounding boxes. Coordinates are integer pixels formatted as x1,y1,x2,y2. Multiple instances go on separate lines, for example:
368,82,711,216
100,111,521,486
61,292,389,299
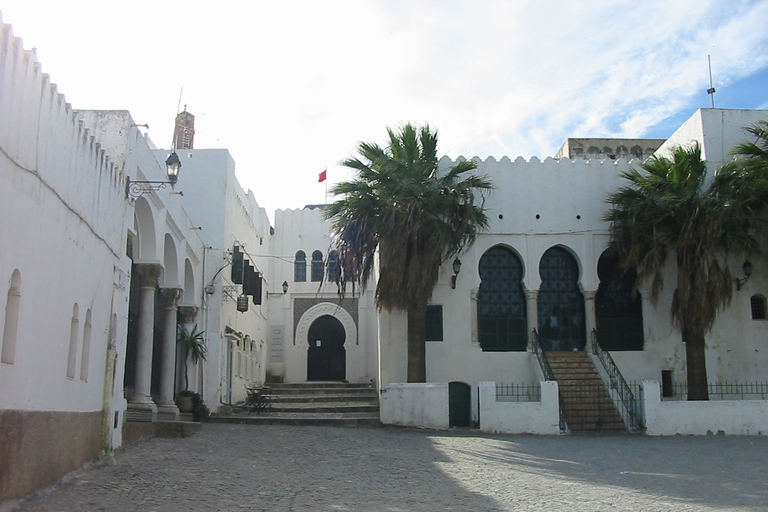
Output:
643,381,768,436
379,383,449,429
478,381,561,435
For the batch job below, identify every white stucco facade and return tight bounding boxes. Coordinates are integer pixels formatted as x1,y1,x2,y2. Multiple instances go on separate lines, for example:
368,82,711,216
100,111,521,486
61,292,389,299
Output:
3,10,768,502
268,206,378,385
379,108,768,427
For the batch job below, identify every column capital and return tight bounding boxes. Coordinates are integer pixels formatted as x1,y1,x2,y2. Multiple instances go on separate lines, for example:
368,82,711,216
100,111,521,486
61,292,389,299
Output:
160,287,182,306
525,289,539,300
178,305,200,324
583,290,597,300
135,263,163,287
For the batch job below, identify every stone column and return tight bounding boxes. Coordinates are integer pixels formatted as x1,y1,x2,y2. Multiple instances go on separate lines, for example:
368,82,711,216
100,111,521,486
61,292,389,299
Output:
130,264,162,417
583,290,597,352
525,289,538,351
157,288,182,418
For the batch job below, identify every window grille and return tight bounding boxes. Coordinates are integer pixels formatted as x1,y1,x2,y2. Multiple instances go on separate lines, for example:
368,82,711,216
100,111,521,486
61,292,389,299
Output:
537,247,585,351
595,251,644,350
311,251,324,282
294,251,306,282
478,246,527,351
751,295,766,320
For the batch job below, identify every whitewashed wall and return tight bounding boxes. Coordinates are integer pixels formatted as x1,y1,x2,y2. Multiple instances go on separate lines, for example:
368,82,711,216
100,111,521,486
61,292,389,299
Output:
642,381,768,435
379,383,449,429
270,207,378,384
156,148,271,409
478,381,561,435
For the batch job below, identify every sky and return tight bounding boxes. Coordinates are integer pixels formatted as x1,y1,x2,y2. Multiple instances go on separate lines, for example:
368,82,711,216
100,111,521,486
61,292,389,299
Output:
2,0,768,217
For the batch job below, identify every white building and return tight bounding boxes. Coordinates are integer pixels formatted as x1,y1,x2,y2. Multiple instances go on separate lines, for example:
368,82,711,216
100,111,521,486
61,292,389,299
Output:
379,107,768,428
269,206,378,386
2,10,767,503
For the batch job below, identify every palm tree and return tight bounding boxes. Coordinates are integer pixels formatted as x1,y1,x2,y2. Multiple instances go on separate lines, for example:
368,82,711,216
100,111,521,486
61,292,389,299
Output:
324,123,493,382
604,143,768,400
732,120,768,172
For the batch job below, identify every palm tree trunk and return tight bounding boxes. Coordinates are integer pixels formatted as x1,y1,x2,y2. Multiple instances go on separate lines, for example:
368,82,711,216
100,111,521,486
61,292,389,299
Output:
684,329,709,400
407,305,427,382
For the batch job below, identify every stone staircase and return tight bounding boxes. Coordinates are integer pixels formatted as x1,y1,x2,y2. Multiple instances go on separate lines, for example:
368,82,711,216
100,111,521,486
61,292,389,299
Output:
546,352,627,434
210,382,381,427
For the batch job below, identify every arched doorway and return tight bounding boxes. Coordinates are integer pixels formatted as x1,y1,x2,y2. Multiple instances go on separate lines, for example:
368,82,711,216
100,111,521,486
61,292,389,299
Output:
538,247,586,351
307,315,346,381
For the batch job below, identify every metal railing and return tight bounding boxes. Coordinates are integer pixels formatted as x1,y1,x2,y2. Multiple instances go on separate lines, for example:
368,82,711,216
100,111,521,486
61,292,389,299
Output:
531,328,555,381
531,328,564,430
590,329,640,431
495,383,541,402
646,381,768,401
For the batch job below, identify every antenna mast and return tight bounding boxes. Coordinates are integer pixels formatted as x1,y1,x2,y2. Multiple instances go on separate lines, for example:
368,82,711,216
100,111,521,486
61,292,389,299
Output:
707,55,716,108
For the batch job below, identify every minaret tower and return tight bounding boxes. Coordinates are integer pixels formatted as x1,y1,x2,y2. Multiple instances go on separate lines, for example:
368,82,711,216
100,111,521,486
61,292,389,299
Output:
173,106,195,149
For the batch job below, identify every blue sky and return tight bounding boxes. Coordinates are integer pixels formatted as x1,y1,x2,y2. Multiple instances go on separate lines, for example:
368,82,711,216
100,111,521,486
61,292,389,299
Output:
1,0,767,215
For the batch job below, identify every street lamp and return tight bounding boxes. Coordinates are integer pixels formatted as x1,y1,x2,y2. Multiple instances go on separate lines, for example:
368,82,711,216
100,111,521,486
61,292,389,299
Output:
450,258,462,289
125,151,182,199
736,259,753,291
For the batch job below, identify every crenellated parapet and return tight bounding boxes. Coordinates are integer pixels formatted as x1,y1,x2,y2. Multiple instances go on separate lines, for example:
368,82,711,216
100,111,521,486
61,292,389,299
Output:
439,154,641,235
0,16,125,255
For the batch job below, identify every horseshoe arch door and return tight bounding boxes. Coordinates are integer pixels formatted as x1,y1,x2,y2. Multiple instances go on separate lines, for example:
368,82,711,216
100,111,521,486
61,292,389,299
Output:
307,314,346,381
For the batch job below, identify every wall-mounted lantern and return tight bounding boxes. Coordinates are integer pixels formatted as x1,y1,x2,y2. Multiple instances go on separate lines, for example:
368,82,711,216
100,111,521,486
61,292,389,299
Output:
736,259,753,291
125,151,182,199
451,258,462,289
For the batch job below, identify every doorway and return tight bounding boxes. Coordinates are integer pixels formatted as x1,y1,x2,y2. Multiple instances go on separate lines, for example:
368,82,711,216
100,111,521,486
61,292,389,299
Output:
307,315,346,381
449,382,472,427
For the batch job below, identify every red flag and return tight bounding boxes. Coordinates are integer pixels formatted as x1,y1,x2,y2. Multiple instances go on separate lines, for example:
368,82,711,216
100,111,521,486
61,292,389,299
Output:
318,169,327,182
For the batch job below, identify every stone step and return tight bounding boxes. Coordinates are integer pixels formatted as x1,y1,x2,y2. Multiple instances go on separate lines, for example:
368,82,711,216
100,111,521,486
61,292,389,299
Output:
208,412,381,427
227,381,380,426
543,351,628,434
276,394,379,403
271,402,380,414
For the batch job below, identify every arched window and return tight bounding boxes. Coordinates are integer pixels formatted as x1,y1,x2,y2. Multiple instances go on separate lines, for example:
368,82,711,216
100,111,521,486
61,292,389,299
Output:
311,250,323,282
327,250,340,283
477,246,527,351
2,269,22,364
80,309,92,381
595,252,644,350
751,295,767,320
538,247,585,351
67,304,80,379
294,251,306,282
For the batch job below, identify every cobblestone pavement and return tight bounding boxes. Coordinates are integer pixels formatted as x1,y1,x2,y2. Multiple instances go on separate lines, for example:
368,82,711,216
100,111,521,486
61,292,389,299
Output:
4,424,768,512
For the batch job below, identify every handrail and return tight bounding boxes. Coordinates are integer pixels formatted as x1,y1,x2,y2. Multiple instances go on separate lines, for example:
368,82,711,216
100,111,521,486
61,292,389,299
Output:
531,328,555,381
590,328,640,432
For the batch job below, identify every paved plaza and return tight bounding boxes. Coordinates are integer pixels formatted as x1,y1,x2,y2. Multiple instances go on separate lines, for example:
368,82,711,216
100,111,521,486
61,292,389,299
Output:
4,424,767,512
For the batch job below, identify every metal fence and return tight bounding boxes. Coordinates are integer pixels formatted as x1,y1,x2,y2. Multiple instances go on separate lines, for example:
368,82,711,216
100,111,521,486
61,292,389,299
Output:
496,383,541,402
629,381,768,401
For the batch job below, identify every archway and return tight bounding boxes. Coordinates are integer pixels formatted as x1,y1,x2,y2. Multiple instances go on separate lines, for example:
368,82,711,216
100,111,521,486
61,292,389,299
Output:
307,315,346,381
477,246,527,351
537,246,586,351
595,251,643,350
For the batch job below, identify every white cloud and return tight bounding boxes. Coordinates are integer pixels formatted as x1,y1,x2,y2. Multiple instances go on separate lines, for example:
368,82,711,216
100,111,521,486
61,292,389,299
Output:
1,0,767,216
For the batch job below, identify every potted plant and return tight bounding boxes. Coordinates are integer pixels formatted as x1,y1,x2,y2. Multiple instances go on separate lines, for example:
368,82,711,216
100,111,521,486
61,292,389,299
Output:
176,325,207,413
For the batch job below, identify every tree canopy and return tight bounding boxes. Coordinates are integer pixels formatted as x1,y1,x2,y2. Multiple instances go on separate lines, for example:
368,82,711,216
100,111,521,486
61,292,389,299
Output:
605,139,768,399
324,123,493,381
